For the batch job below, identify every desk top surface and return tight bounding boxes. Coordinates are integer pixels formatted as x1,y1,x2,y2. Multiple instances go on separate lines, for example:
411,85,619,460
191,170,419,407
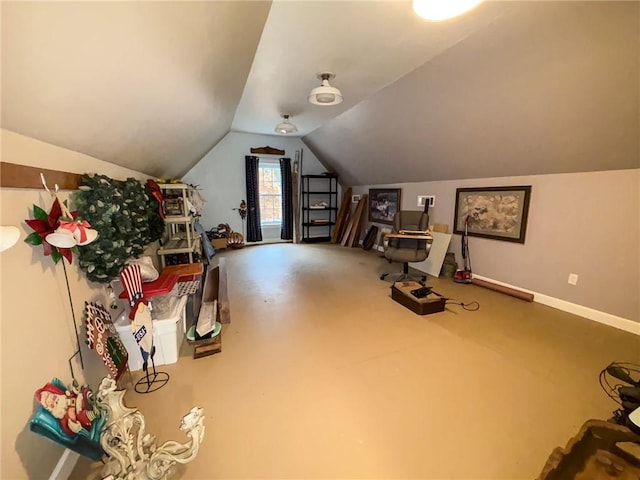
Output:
386,232,433,240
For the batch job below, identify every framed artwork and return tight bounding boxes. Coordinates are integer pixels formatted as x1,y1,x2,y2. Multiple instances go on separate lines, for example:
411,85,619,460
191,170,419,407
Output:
453,186,532,243
368,188,401,225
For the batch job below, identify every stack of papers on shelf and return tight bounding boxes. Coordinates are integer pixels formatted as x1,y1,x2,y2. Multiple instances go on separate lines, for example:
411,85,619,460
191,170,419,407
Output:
196,300,217,337
309,202,329,209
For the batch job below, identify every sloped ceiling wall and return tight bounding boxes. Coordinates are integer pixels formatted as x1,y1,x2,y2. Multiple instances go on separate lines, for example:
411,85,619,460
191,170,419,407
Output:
2,2,637,185
231,0,511,137
303,1,640,186
1,1,271,178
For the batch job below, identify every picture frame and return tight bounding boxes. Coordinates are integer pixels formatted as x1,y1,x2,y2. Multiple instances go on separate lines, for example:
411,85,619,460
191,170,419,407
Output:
368,188,401,225
453,186,532,243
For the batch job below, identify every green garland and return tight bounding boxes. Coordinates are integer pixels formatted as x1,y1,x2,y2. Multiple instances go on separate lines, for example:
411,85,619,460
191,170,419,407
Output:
73,175,164,283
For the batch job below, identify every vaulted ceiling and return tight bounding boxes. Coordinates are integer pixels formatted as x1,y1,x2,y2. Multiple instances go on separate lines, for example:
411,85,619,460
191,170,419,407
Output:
2,1,638,184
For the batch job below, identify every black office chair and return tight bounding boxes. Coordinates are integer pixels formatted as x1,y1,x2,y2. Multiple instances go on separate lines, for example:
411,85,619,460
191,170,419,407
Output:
380,210,431,285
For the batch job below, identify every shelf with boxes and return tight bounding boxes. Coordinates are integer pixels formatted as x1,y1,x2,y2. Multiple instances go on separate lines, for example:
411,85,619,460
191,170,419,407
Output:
157,184,203,268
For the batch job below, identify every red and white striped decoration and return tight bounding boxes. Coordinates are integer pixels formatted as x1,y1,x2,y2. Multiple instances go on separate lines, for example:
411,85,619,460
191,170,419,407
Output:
120,264,143,307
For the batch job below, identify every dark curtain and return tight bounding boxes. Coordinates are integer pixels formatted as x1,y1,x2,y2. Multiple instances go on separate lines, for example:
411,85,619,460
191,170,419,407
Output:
279,157,293,240
245,156,262,242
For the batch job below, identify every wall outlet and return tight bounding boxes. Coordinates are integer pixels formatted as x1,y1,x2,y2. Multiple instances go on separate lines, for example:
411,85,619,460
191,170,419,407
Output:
352,194,361,203
568,273,578,285
417,195,435,208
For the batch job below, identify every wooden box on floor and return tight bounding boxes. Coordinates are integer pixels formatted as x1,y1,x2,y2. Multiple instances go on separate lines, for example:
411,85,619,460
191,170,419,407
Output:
211,238,228,250
187,258,229,359
192,332,222,359
391,281,446,315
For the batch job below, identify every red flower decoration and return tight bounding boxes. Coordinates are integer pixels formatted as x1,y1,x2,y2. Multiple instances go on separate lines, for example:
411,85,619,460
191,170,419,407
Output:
146,179,164,219
24,198,76,264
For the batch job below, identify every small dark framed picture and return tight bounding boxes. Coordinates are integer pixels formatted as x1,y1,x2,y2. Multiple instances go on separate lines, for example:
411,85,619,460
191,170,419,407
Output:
453,186,532,243
368,188,401,225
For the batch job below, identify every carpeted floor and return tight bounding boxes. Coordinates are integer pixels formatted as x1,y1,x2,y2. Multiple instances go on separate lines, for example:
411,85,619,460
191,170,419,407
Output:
72,243,640,479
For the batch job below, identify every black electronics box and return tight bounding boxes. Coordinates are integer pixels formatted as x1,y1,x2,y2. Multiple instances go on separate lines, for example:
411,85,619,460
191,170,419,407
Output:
391,281,446,315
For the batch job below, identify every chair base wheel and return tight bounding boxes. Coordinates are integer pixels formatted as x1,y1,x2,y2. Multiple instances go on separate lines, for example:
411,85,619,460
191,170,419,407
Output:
380,273,388,280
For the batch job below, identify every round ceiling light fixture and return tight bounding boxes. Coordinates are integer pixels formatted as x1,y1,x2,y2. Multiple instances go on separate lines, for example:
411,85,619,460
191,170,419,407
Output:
308,72,343,106
274,114,298,134
412,0,483,21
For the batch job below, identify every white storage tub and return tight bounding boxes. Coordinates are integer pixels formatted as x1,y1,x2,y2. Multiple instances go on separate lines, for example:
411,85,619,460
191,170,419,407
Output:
114,294,188,371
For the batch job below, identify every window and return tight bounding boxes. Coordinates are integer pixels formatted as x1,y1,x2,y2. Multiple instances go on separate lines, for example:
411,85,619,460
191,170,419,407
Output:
258,161,282,225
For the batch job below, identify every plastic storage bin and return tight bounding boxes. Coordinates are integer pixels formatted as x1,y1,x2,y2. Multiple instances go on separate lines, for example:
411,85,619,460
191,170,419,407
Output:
114,295,188,371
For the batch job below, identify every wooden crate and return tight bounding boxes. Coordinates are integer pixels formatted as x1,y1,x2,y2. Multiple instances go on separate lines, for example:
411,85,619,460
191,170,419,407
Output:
193,333,222,359
391,281,446,315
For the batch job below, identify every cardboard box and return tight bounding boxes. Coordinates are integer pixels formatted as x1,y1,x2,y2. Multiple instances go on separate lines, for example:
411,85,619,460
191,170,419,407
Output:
211,238,228,250
391,281,446,315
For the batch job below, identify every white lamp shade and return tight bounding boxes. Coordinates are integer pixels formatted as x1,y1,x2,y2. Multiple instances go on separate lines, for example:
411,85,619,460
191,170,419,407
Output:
46,228,77,248
0,226,20,252
413,0,483,21
308,80,343,106
74,227,99,246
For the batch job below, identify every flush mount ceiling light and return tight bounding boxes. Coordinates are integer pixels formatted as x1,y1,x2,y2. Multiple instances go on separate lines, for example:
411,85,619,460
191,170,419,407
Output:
413,0,483,21
308,72,343,106
274,114,298,134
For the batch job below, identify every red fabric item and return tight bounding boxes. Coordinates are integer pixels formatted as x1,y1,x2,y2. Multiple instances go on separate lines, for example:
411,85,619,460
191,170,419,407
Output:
146,179,164,218
118,273,178,300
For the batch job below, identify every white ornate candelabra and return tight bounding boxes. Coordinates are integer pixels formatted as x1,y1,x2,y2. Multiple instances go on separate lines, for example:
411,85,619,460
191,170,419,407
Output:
97,378,205,480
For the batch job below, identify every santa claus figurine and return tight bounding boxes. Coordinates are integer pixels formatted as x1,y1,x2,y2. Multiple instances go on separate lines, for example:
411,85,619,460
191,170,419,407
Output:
35,380,99,436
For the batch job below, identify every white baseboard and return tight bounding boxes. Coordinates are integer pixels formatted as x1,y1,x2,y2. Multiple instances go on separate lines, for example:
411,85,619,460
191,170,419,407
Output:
246,239,292,246
472,274,640,336
49,449,79,480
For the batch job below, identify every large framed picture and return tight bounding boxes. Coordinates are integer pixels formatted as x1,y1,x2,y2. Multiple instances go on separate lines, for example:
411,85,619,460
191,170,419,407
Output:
453,186,532,243
368,188,401,225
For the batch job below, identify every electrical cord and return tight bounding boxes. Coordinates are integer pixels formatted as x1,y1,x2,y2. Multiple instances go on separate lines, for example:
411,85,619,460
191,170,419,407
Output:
445,299,480,311
598,362,640,424
599,362,640,406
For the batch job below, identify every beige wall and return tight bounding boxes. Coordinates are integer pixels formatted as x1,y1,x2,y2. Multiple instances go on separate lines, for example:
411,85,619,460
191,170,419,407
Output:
353,169,640,322
183,131,330,239
0,130,148,478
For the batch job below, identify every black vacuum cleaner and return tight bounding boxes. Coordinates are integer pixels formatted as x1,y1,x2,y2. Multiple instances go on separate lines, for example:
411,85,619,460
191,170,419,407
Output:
453,215,472,284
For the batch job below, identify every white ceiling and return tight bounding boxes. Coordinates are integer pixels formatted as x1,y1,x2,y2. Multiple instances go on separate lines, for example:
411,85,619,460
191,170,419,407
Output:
2,1,638,183
232,0,511,136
